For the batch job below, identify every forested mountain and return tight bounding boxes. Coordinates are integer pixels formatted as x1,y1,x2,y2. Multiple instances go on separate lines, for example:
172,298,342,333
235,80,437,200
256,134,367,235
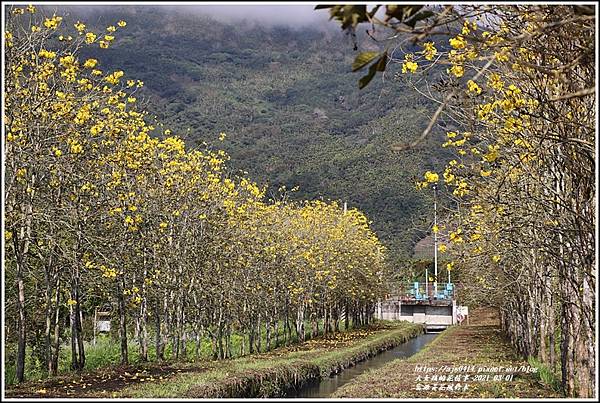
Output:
63,5,453,258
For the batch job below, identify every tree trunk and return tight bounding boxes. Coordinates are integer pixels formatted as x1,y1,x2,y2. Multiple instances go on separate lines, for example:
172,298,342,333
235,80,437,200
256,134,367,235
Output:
16,267,26,383
154,300,164,361
117,277,128,365
344,302,349,330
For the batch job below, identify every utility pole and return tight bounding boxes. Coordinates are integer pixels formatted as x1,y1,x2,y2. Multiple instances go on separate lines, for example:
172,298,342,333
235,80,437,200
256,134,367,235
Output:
433,183,438,297
425,267,428,297
343,201,347,215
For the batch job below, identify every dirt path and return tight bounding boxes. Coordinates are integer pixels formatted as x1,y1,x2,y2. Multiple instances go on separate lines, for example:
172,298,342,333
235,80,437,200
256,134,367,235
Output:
4,363,212,398
333,308,562,398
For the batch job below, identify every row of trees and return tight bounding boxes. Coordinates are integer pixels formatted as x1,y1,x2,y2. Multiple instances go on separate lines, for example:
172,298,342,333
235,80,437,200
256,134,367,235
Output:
4,7,388,383
321,4,595,398
405,5,595,398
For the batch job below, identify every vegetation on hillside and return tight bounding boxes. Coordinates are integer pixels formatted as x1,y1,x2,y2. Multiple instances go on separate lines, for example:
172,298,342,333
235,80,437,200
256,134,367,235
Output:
58,5,456,258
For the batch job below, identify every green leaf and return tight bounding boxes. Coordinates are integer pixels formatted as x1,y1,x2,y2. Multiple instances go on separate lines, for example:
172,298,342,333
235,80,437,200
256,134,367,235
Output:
385,5,423,22
358,67,376,90
358,51,388,89
374,51,388,72
404,10,435,28
352,52,380,72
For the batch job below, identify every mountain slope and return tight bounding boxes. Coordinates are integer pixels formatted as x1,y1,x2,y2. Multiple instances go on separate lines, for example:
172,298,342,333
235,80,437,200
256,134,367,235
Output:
62,5,453,257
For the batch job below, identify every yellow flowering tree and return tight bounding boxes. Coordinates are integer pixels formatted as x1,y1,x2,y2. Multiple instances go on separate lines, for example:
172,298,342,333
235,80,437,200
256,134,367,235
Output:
321,4,595,397
5,6,391,383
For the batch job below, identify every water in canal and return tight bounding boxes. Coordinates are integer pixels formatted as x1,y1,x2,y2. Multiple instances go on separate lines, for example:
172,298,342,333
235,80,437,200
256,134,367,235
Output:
286,333,438,398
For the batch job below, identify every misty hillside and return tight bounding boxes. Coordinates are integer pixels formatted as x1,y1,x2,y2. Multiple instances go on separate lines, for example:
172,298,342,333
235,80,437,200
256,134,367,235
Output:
64,5,453,258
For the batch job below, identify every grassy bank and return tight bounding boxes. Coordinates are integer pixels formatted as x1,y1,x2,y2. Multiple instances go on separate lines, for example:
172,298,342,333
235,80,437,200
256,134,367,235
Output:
6,321,422,398
125,321,423,398
332,309,562,398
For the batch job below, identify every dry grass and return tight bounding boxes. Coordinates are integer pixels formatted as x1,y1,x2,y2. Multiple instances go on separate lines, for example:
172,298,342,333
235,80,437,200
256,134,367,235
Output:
333,308,562,398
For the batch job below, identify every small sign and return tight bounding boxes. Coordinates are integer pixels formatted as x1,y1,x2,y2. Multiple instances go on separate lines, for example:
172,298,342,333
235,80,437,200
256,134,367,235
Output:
456,306,468,323
97,320,111,332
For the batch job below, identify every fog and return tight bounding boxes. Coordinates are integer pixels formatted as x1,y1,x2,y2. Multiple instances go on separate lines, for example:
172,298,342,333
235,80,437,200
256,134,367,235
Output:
54,3,335,29
188,4,332,27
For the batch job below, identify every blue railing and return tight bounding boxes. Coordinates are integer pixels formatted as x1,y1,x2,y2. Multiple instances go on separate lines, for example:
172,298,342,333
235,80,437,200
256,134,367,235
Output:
404,282,454,301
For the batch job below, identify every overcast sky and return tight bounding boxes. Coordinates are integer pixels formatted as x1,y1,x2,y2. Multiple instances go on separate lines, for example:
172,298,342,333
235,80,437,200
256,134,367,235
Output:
191,4,332,26
55,3,335,27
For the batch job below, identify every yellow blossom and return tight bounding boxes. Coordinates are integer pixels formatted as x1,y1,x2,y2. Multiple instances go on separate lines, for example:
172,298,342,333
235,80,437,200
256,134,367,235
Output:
467,80,482,95
85,32,97,44
402,59,418,74
461,22,470,35
421,42,437,61
487,73,504,91
38,49,56,59
470,233,482,241
483,145,499,163
74,21,86,33
105,70,124,85
83,59,98,69
424,171,439,183
69,141,83,154
449,65,464,78
449,35,466,49
43,16,62,30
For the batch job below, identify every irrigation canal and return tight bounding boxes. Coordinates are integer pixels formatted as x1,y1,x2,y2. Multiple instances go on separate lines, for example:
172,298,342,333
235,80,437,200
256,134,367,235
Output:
285,332,439,398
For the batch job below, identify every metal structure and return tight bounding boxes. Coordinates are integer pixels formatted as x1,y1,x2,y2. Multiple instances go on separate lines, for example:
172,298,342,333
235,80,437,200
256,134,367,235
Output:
406,281,454,301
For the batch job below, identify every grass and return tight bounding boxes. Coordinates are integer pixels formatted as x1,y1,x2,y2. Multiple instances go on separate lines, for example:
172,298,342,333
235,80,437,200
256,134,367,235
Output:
527,356,561,392
4,336,160,386
3,317,343,386
331,308,563,398
121,321,423,398
6,320,423,398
